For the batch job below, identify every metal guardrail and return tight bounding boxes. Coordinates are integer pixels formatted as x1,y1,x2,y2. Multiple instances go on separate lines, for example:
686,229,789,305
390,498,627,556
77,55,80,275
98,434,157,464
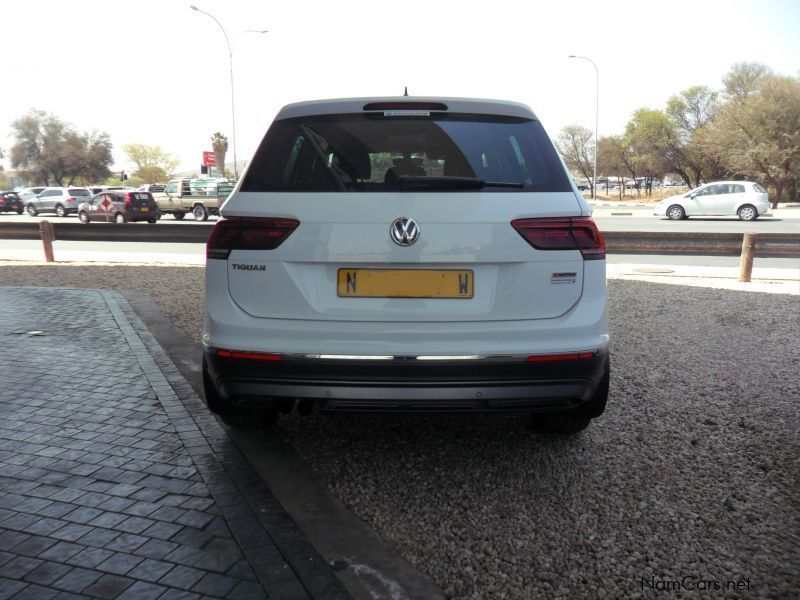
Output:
605,231,800,258
0,222,799,258
0,222,207,244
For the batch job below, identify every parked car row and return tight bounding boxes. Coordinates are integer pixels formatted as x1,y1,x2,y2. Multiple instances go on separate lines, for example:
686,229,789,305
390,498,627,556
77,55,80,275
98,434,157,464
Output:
6,179,229,223
2,187,162,223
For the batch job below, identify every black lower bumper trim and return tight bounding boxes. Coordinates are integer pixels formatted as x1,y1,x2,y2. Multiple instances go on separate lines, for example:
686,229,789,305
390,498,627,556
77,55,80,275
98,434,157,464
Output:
204,349,609,414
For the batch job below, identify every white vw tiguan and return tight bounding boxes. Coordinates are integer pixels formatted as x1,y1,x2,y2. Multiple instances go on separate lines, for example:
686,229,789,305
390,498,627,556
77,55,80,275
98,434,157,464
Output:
203,97,609,433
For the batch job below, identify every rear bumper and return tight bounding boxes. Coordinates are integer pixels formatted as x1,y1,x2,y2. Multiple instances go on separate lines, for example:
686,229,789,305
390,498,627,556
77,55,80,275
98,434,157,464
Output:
203,348,609,413
127,210,161,221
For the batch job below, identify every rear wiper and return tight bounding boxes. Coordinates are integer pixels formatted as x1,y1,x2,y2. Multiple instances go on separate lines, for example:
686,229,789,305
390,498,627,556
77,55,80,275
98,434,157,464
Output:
396,176,524,190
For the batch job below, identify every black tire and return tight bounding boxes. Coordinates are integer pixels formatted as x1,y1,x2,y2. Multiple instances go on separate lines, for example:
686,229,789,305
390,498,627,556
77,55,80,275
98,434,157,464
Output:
666,204,686,220
530,358,609,434
78,211,90,224
55,204,67,217
15,207,23,215
147,218,157,224
114,212,126,224
173,211,185,220
737,204,758,221
26,204,38,217
193,204,209,221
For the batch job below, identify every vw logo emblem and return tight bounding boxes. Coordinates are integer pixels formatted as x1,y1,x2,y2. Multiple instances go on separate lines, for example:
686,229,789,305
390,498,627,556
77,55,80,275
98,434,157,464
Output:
390,217,420,246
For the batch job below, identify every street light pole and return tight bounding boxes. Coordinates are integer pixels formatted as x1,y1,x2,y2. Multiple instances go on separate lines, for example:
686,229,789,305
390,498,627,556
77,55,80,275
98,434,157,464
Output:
190,6,267,180
569,55,599,200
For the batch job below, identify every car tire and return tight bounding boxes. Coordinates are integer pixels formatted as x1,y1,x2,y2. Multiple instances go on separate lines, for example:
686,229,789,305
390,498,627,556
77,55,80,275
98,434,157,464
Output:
666,204,686,220
529,357,609,434
15,207,23,215
737,204,758,221
78,211,90,224
173,212,185,220
147,218,157,224
55,204,67,217
27,204,38,217
193,205,209,221
114,212,126,224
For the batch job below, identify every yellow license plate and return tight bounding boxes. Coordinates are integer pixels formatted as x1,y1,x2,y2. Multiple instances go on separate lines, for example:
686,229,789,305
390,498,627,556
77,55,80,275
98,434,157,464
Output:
141,207,149,212
337,269,474,298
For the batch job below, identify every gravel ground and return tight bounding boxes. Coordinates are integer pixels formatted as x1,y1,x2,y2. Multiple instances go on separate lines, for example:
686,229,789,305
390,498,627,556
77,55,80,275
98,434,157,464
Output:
2,261,798,599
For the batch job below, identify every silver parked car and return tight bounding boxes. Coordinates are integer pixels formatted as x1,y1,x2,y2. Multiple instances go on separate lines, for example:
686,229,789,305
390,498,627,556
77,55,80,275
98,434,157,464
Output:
653,181,769,221
26,187,93,217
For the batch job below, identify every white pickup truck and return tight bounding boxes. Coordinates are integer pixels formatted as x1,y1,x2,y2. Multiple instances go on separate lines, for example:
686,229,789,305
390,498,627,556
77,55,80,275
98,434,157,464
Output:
152,177,234,220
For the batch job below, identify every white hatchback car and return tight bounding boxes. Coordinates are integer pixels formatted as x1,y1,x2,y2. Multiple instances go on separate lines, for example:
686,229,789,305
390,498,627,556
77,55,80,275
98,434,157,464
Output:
203,97,610,433
653,181,769,221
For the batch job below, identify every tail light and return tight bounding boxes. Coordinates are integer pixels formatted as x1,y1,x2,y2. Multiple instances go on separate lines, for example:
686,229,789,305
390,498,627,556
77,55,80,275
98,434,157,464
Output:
207,217,300,260
511,217,605,260
124,193,132,207
216,349,283,361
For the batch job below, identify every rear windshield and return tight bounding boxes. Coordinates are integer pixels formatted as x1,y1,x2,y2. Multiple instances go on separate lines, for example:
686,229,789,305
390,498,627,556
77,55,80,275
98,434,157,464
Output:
3,192,19,199
754,183,766,193
241,113,571,193
131,192,153,202
69,189,91,196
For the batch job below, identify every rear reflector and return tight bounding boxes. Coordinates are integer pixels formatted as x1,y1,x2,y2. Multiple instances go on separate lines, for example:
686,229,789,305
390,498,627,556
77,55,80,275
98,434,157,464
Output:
207,217,299,259
527,352,595,362
216,349,283,361
511,218,605,260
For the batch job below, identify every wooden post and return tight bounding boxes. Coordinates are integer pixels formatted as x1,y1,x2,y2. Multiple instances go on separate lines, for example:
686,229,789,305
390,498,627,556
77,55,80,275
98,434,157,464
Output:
739,231,756,282
39,220,55,263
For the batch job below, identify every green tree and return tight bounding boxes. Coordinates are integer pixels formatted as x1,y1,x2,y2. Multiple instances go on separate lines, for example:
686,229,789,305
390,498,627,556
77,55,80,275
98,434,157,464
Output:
556,125,595,195
10,110,112,185
709,73,800,206
211,132,228,177
597,135,627,199
666,86,728,182
123,143,179,184
723,62,771,99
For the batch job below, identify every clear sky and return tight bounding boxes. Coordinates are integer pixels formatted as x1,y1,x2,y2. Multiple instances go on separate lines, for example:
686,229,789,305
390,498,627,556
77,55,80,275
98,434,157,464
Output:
3,0,799,175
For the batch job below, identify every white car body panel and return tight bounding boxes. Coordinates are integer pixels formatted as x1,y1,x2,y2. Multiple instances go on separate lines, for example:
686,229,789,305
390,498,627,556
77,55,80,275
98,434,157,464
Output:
204,260,607,357
222,191,586,322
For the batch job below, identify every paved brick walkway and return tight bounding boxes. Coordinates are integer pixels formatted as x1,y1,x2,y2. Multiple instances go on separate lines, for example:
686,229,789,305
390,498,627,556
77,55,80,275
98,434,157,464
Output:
0,287,349,600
